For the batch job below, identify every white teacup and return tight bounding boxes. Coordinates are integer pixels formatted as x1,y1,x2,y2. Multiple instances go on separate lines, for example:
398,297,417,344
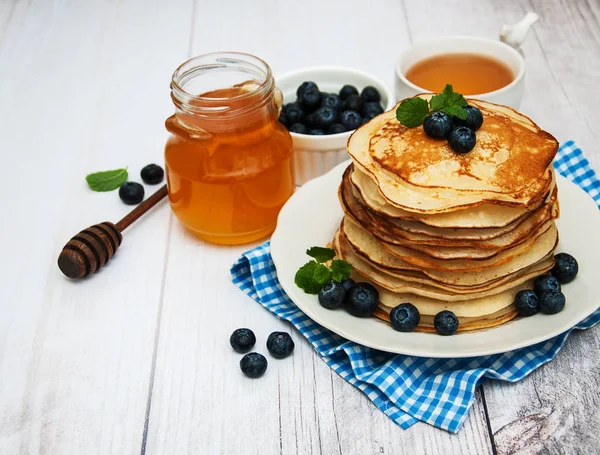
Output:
394,36,525,109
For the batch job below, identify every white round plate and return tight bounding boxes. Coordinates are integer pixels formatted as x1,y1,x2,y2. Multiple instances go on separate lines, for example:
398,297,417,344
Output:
271,161,600,358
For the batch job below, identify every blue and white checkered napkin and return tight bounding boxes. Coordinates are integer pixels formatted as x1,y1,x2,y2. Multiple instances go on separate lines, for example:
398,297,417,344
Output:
231,141,600,433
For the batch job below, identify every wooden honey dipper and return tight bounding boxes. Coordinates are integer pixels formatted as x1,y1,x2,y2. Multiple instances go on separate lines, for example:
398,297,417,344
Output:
58,184,168,279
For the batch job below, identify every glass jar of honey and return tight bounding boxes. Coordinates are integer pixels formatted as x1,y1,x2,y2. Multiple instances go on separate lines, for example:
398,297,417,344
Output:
165,52,295,245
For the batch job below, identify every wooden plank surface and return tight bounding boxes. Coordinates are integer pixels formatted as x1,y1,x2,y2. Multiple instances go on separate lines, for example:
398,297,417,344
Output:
0,0,192,453
0,0,598,454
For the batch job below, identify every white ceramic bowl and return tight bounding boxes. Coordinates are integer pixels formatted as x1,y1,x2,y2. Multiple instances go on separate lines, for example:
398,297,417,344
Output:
276,67,394,185
395,36,525,109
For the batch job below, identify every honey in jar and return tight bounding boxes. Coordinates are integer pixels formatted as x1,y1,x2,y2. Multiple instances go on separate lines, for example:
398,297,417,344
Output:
165,53,295,245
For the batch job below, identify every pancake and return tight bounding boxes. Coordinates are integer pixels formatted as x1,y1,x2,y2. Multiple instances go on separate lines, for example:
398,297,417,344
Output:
351,166,542,229
343,215,557,273
340,217,559,286
334,229,553,300
347,96,558,213
351,165,553,229
340,166,559,258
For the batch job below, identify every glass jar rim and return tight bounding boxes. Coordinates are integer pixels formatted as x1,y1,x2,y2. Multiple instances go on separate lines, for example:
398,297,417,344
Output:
170,52,274,117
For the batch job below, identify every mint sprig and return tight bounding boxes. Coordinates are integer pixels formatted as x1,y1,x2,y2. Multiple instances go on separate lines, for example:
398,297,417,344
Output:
396,84,468,127
86,168,128,192
294,247,353,295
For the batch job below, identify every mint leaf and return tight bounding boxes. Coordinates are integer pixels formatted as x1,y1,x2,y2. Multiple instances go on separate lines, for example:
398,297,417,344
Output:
429,93,445,111
330,260,352,282
294,261,322,294
443,105,468,120
396,98,429,127
313,264,331,285
306,246,336,263
86,168,128,192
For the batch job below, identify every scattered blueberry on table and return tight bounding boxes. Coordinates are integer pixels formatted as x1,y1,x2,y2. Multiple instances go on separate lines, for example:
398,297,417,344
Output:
140,163,164,185
390,303,420,332
119,181,144,205
230,328,256,353
266,332,295,359
280,81,385,135
240,352,268,378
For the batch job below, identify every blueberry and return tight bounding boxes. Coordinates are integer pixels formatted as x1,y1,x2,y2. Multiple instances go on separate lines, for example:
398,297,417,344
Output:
313,106,338,129
119,182,144,205
299,88,322,110
389,303,420,332
534,274,561,295
360,117,370,125
361,102,384,120
297,81,319,98
318,281,346,309
321,94,342,111
140,164,164,185
514,290,539,317
266,332,295,359
346,282,379,317
289,123,308,134
551,253,579,283
327,123,346,134
539,290,566,314
342,94,364,112
423,112,453,139
229,328,256,353
339,84,358,100
341,278,355,292
454,106,484,131
360,86,381,103
279,111,289,127
303,112,316,127
285,104,305,124
448,126,476,153
309,128,326,135
434,310,459,336
240,352,268,378
340,110,362,131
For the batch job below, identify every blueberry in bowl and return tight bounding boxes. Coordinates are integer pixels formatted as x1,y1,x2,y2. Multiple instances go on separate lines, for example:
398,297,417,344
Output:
327,123,346,134
360,86,381,103
321,94,342,111
342,94,364,113
340,110,362,131
361,102,384,120
313,106,339,129
297,81,318,97
339,84,359,100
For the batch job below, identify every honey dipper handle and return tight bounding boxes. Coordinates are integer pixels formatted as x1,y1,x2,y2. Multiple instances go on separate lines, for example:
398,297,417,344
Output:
115,184,168,232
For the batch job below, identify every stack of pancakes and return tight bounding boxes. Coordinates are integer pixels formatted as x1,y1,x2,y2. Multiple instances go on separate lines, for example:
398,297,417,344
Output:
332,96,560,332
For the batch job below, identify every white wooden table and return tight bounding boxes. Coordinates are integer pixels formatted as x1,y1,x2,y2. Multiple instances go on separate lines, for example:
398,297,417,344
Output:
1,0,599,453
